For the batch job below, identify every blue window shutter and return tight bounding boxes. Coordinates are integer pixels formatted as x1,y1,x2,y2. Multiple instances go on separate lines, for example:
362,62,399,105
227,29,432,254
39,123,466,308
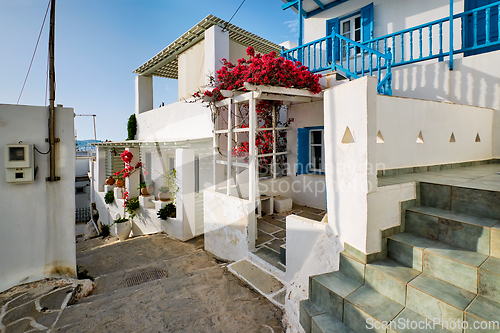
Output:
465,0,500,56
297,128,310,175
360,2,374,42
326,18,340,62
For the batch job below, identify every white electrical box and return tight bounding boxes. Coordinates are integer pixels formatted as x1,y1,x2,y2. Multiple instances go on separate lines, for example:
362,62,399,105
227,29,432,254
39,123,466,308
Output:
5,144,35,183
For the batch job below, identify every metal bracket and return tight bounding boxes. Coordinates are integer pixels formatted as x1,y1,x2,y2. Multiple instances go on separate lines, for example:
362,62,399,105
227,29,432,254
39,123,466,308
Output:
45,138,60,143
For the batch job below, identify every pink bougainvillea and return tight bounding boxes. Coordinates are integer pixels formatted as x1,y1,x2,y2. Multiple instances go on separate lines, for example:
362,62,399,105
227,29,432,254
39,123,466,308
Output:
202,46,322,101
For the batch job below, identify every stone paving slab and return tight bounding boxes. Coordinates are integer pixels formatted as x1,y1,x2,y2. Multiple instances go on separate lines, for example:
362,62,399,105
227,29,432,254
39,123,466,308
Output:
229,260,284,295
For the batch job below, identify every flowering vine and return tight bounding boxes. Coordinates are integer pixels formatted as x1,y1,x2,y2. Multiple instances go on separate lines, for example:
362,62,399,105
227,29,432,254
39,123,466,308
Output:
192,46,321,175
113,150,145,217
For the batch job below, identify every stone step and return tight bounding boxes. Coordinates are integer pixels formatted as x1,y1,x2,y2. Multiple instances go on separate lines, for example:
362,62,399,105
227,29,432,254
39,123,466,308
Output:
227,260,285,308
388,233,488,293
407,274,475,333
300,299,326,333
405,206,499,255
478,256,500,302
339,251,365,284
465,296,500,333
311,313,356,333
309,271,363,322
344,285,404,333
365,258,420,305
389,308,453,333
419,182,500,220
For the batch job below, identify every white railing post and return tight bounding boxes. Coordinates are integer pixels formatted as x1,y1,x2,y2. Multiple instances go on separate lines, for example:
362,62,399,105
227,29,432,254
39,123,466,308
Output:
226,101,233,196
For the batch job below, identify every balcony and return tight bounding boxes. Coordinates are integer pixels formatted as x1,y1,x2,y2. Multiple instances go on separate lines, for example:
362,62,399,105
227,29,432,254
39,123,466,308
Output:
282,1,500,96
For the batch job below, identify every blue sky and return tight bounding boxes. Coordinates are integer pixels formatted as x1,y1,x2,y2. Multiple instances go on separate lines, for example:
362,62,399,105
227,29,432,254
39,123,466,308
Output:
0,0,298,141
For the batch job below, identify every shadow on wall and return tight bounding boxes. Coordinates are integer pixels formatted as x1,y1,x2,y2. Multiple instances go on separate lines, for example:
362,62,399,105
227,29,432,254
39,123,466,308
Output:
392,55,500,110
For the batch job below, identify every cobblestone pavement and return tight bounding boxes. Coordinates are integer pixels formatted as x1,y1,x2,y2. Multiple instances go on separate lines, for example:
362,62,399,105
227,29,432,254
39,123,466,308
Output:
0,234,283,333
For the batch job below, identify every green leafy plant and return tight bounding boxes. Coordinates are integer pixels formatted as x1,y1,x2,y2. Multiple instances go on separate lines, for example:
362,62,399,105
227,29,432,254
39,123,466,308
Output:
158,169,178,202
127,114,137,140
104,190,114,204
125,196,140,219
113,217,129,223
157,203,176,220
137,181,153,190
100,224,110,238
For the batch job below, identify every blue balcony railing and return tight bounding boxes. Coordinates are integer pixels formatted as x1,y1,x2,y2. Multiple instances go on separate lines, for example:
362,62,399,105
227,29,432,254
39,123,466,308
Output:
281,1,500,96
282,30,393,95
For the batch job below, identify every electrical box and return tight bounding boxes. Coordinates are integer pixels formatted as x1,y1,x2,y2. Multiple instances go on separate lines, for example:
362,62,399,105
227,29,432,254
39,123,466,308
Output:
5,144,35,183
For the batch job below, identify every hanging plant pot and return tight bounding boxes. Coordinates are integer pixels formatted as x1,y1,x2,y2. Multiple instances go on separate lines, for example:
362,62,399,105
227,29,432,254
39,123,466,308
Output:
115,219,131,241
105,176,115,186
158,192,170,202
116,179,125,188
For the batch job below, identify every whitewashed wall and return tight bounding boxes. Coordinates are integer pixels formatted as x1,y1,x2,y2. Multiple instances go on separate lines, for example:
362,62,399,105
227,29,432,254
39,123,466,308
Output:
324,76,495,254
0,104,76,292
287,101,327,209
178,39,206,100
136,101,212,142
204,189,254,261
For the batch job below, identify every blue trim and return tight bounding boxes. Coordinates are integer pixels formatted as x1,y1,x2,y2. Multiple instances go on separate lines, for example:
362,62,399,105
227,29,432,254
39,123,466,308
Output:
297,126,325,176
307,0,349,18
464,0,500,56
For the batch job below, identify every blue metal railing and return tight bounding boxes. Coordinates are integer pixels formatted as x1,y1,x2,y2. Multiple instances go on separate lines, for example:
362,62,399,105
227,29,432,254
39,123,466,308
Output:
281,1,500,96
282,30,393,95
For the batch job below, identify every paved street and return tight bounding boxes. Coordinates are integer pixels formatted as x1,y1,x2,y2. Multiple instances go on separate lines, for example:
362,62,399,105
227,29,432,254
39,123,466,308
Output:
0,234,283,333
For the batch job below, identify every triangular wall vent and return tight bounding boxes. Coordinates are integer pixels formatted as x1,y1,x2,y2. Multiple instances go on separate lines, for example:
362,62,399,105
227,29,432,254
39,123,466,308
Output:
449,133,456,143
475,133,481,142
416,131,424,144
342,126,355,144
377,131,385,144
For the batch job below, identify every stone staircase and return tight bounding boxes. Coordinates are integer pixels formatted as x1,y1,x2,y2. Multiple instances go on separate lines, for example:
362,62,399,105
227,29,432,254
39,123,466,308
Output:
300,182,500,333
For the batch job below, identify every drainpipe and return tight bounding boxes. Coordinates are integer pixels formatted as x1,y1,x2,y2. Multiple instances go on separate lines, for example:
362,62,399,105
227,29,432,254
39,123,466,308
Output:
449,0,454,70
47,0,59,181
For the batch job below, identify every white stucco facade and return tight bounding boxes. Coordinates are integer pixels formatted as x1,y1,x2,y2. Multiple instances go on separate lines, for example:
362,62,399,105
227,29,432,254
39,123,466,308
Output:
0,104,76,293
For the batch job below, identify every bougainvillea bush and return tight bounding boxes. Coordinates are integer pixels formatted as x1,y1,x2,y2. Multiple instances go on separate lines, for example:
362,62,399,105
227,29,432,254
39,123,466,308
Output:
194,46,322,175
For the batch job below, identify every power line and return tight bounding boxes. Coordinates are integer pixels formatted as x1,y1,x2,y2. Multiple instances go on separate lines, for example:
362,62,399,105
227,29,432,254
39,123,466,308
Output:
17,0,51,104
222,0,246,32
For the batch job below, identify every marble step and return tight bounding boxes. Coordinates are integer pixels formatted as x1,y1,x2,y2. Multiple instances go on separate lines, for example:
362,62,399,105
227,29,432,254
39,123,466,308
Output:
344,285,404,333
465,295,500,333
405,206,499,255
389,308,452,333
407,274,475,333
311,313,356,333
478,256,500,302
419,182,500,220
388,233,488,293
365,258,420,305
300,299,327,333
339,251,365,284
309,270,363,322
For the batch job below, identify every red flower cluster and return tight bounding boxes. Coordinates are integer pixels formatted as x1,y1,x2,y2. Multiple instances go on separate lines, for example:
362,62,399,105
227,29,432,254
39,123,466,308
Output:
113,151,145,180
202,46,322,100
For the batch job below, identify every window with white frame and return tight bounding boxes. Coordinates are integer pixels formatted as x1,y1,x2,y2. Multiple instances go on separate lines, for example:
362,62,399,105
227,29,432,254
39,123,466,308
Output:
341,14,361,56
309,129,324,172
297,126,325,175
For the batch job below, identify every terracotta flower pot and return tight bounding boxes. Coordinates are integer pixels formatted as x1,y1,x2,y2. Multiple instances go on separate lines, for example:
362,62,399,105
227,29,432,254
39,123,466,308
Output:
105,176,115,186
141,187,150,196
116,179,125,188
158,192,170,202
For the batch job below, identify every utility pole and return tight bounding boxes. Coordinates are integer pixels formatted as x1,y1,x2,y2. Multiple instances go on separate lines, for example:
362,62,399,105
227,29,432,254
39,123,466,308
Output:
47,0,59,181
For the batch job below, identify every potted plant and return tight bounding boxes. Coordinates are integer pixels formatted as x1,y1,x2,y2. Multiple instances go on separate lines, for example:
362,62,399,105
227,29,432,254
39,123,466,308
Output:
105,176,115,186
158,186,170,202
115,175,125,188
157,203,176,220
138,181,154,196
113,217,131,241
158,169,178,203
104,190,114,204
